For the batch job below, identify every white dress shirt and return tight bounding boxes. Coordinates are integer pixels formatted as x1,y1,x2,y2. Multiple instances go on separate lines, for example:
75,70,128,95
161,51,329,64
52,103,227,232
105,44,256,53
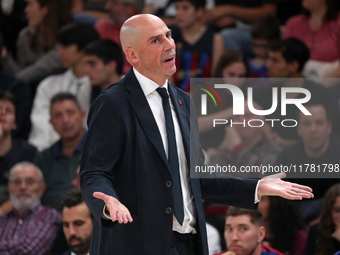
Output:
134,68,197,234
103,68,261,233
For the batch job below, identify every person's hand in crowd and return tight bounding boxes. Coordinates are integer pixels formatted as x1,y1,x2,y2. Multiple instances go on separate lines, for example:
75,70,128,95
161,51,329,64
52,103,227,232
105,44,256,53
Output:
258,172,314,200
206,5,231,24
1,46,7,59
0,109,3,138
264,128,295,147
0,200,12,216
220,126,242,151
93,191,133,224
332,219,340,241
221,251,236,255
214,16,236,28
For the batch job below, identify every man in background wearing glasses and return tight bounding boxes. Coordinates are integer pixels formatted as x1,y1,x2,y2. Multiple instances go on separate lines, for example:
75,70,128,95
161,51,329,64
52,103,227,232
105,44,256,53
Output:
0,162,62,255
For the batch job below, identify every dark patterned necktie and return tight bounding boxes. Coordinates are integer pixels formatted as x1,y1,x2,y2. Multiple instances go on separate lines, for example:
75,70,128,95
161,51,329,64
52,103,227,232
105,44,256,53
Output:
156,87,184,224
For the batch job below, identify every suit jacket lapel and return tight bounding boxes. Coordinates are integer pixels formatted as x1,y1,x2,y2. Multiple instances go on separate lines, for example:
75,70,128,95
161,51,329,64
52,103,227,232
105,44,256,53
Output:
168,84,190,165
125,70,169,168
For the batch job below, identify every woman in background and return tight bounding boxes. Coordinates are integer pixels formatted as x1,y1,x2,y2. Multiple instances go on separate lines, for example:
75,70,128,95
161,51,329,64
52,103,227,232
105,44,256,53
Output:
284,0,340,79
259,196,307,255
2,0,73,84
307,183,340,255
195,50,248,150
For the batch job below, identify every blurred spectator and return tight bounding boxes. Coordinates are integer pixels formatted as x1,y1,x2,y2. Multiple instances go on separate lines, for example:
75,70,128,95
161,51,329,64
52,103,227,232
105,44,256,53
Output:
214,206,284,255
59,188,93,255
0,90,37,216
247,15,280,89
170,0,224,92
275,99,340,223
207,222,222,255
34,93,87,210
258,196,307,255
0,33,32,138
207,0,278,56
142,0,176,23
208,100,282,173
83,39,124,101
276,0,302,25
195,50,248,150
72,166,81,189
258,38,340,146
307,183,340,255
1,0,73,85
29,23,98,151
284,0,340,79
95,0,137,74
0,0,27,59
72,0,108,25
0,162,61,254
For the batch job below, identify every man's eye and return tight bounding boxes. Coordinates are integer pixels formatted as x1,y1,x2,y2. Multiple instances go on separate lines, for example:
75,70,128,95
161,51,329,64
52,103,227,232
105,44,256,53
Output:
152,39,159,43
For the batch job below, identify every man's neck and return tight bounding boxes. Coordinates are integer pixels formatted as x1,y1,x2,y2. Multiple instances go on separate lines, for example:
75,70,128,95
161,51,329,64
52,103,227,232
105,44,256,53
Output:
282,78,304,98
0,134,12,156
243,133,263,149
304,139,330,158
252,243,263,255
61,129,84,157
100,73,121,91
71,251,89,255
182,22,206,45
73,61,86,79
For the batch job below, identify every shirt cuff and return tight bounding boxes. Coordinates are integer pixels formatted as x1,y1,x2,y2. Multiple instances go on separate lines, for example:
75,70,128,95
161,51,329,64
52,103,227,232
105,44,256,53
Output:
102,204,111,220
254,180,261,203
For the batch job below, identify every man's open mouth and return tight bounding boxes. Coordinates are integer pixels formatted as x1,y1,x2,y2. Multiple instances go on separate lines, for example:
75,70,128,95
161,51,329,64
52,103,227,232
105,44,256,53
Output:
162,56,174,62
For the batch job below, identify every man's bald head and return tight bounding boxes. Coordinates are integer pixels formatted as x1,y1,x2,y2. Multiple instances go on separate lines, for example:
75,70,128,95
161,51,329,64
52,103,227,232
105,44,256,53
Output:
119,14,176,85
120,14,166,54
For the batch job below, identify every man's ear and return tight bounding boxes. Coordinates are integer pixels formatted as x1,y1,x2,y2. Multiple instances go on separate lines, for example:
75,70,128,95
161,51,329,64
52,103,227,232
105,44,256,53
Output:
289,60,299,74
107,60,117,72
258,226,266,243
80,110,86,122
49,117,55,128
125,48,139,65
39,182,47,197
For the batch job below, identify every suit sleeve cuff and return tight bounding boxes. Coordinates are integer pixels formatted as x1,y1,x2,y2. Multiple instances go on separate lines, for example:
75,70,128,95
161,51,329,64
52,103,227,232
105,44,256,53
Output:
254,180,261,204
102,204,111,220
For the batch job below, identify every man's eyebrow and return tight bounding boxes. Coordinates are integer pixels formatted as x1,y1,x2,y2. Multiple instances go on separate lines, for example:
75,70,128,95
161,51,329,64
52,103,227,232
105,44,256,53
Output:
225,223,249,227
147,30,172,42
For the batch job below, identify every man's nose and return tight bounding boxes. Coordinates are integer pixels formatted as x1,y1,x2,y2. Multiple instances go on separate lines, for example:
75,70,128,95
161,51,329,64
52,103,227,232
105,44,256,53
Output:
19,180,28,190
61,114,71,124
164,36,175,51
69,225,77,236
231,230,239,241
310,123,317,132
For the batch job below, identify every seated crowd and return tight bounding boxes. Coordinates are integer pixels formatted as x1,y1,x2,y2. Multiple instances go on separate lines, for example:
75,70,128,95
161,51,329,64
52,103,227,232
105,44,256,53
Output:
0,0,339,254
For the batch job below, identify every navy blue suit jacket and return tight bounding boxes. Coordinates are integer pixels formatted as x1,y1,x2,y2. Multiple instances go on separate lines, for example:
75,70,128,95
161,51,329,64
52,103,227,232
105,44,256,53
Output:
80,69,257,255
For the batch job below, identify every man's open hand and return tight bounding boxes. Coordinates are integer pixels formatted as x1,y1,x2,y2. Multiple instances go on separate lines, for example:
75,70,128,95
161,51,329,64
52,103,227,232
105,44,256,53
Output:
93,192,133,224
258,172,314,200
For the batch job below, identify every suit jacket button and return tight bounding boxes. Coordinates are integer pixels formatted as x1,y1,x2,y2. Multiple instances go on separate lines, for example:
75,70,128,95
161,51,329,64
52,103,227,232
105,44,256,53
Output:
166,180,172,187
165,207,172,214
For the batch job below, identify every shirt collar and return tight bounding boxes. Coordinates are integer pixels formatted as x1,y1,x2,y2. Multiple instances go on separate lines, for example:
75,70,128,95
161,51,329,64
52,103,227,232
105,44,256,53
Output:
53,130,87,158
10,204,42,217
71,252,89,255
133,68,168,96
65,68,90,84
